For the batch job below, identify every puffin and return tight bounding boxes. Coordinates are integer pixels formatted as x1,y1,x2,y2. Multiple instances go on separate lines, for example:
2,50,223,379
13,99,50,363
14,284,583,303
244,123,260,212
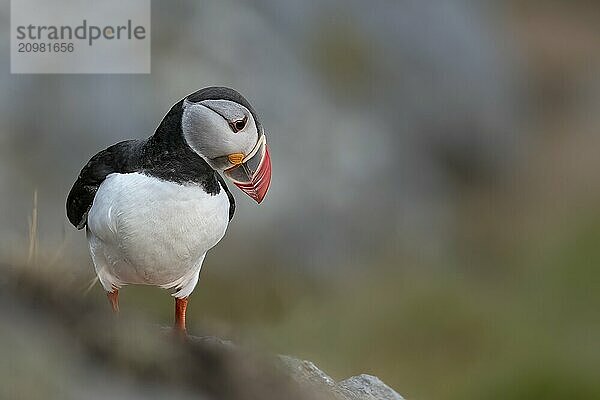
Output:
66,87,271,334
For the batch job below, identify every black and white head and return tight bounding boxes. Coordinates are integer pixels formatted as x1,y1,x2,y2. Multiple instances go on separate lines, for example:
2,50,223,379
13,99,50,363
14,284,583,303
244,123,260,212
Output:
180,87,271,203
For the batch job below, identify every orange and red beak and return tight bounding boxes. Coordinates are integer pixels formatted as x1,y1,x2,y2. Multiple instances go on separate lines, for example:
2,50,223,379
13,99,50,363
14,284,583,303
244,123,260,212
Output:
224,136,271,203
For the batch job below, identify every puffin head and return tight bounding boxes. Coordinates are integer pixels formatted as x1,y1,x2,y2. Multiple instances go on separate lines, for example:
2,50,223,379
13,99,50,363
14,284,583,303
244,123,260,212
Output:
180,87,271,203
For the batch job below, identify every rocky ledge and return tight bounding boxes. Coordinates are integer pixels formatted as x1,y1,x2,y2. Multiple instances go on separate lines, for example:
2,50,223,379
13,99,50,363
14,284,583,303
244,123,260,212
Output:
280,356,405,400
192,336,405,400
0,266,404,400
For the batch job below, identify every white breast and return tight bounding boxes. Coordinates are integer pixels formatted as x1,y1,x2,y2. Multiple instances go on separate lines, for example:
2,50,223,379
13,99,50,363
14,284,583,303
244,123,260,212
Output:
86,172,230,298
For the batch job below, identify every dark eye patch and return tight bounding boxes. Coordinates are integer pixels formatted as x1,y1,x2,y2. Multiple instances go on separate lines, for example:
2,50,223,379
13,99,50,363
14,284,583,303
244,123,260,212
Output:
230,116,248,133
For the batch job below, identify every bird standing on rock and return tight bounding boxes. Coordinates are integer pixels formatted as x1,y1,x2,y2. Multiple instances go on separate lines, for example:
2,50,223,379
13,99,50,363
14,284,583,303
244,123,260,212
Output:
66,87,272,334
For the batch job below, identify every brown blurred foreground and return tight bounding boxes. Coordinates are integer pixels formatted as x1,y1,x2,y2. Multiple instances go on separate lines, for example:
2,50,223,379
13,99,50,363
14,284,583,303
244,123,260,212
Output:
0,264,403,400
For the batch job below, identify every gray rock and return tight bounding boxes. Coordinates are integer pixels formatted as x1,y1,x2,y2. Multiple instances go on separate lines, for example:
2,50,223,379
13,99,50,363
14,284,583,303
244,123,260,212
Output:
280,355,405,400
339,375,405,400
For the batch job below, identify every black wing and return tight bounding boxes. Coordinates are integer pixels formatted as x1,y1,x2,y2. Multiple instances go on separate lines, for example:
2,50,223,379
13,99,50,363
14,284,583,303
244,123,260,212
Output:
66,140,138,229
216,173,236,221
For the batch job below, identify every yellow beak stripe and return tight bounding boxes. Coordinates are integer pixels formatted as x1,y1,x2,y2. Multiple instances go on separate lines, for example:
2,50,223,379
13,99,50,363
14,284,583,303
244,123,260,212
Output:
227,153,245,165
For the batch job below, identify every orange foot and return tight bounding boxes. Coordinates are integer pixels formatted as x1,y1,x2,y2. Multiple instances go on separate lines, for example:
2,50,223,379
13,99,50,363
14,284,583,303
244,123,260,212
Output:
174,296,189,336
107,289,119,313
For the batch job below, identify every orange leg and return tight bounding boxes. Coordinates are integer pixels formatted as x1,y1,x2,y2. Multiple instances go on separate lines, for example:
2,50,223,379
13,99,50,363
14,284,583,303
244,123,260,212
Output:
107,289,119,313
174,297,189,334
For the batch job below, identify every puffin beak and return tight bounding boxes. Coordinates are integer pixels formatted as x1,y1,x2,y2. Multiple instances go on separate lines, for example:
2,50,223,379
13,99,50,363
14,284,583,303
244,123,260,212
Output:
224,136,271,203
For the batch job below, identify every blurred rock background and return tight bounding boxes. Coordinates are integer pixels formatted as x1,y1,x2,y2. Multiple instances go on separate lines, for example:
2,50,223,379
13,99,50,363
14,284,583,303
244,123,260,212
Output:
0,1,599,399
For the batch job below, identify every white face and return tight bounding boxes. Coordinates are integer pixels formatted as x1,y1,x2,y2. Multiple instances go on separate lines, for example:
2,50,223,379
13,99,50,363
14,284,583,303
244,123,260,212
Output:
181,99,260,170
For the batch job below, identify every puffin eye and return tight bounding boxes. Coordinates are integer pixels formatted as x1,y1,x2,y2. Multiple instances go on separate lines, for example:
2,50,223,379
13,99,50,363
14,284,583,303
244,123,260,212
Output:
230,116,247,133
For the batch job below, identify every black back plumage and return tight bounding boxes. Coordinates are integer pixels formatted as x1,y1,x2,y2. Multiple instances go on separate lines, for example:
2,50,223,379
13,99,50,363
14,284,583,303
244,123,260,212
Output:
66,87,245,229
